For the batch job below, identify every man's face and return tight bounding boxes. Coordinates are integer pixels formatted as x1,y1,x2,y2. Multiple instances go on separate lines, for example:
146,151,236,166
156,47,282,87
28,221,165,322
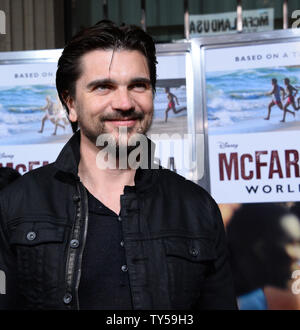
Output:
67,49,154,147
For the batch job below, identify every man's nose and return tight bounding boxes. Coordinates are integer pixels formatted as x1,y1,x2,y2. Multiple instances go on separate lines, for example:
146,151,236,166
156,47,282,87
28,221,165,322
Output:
112,88,134,111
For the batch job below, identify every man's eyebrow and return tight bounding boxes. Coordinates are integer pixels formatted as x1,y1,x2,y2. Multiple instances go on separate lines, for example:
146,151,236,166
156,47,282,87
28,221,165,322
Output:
86,77,151,89
129,77,151,85
86,78,116,89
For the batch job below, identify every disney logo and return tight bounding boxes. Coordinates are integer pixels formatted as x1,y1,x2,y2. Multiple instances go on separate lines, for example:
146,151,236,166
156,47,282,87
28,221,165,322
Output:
218,142,238,149
0,152,14,159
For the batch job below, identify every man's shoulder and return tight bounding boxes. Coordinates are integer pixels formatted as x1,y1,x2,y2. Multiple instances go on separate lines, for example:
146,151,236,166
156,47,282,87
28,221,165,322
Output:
157,168,208,191
0,163,66,226
0,163,57,201
151,169,222,234
14,162,55,182
156,168,215,204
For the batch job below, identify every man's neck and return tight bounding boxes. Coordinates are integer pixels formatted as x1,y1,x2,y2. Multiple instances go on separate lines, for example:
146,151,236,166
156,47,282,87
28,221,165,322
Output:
78,133,136,215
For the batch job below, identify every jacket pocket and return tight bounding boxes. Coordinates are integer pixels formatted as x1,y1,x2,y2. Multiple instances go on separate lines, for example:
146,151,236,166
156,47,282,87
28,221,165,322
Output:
164,236,217,262
7,219,69,309
9,220,65,246
163,237,217,308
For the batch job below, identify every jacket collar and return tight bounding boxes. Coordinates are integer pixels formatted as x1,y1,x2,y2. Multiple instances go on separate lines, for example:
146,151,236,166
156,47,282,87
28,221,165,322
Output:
54,130,81,179
54,130,159,193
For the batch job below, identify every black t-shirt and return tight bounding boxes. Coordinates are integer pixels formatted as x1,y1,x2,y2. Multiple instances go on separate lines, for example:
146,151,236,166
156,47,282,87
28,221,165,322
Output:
78,190,133,310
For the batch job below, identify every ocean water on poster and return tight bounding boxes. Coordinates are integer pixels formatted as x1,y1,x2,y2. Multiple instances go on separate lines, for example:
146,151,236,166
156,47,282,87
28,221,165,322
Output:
0,84,187,145
206,66,300,135
0,84,70,145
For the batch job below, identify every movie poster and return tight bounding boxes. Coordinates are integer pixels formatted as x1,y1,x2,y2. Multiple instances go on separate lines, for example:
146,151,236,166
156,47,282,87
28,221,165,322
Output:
204,39,300,310
149,54,190,179
0,61,73,173
205,41,300,203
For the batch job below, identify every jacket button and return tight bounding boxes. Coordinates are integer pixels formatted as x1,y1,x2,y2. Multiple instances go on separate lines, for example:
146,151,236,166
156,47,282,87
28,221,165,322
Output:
121,265,128,272
73,195,80,203
190,248,199,257
63,293,72,304
70,239,79,248
120,240,124,247
118,216,122,222
26,231,36,241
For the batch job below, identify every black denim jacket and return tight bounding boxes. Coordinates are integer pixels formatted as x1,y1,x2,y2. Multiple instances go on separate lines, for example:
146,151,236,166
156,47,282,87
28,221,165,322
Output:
0,131,237,310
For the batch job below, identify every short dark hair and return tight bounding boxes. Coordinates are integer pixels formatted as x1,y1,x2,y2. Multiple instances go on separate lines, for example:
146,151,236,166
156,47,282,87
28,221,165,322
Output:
272,78,277,84
56,20,157,132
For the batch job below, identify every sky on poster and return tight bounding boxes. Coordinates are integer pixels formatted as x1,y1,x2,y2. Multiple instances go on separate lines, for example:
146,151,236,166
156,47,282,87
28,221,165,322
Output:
205,41,300,72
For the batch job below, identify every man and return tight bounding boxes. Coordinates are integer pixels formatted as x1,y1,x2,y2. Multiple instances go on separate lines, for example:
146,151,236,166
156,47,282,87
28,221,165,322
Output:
264,78,285,121
0,20,237,310
164,87,186,123
282,78,299,122
52,95,70,136
38,95,66,135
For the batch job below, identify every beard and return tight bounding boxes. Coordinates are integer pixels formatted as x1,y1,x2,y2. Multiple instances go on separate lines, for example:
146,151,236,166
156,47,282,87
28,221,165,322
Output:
77,107,153,153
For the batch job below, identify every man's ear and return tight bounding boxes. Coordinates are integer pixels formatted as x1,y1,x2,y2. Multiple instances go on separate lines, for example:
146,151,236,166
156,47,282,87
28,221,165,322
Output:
63,92,78,123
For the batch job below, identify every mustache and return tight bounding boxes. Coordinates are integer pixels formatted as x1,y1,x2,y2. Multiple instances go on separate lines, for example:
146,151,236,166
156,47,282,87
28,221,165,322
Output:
101,109,145,122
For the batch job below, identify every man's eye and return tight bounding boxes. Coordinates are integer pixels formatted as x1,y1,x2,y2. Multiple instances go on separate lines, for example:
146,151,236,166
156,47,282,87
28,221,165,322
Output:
131,83,148,91
96,85,111,92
